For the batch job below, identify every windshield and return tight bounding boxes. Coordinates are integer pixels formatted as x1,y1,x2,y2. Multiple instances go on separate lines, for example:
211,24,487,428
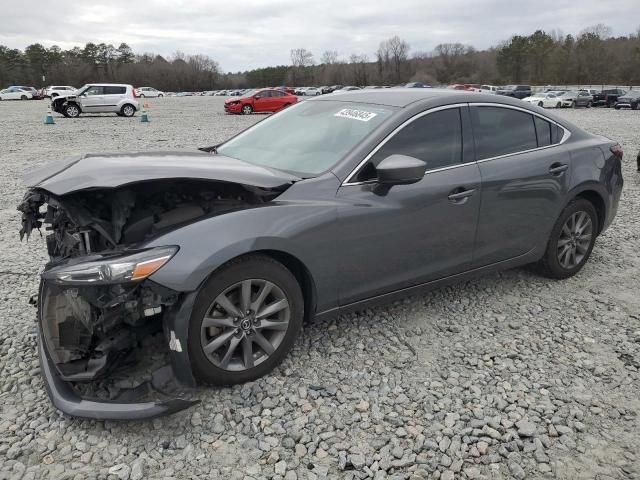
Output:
217,100,396,176
241,89,258,97
76,84,90,95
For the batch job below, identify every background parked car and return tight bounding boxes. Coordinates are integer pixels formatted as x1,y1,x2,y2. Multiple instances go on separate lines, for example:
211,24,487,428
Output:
496,85,532,99
336,86,361,92
0,87,33,100
51,83,139,118
45,86,77,98
447,84,466,90
405,82,431,88
13,86,42,99
557,90,593,108
136,87,165,98
593,88,627,107
522,92,561,108
479,85,499,93
305,87,322,96
224,88,297,114
614,90,640,109
324,85,343,93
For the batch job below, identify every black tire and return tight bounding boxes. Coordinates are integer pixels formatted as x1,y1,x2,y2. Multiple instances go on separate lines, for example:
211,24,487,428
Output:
536,198,598,279
158,94,164,98
615,106,621,110
139,94,145,98
188,254,304,385
241,104,253,115
51,93,58,98
21,95,28,100
120,104,136,117
64,103,80,118
556,102,561,108
586,101,592,108
571,101,577,108
538,101,543,107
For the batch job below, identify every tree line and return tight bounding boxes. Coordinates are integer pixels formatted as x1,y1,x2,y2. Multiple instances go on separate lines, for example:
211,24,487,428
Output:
1,25,639,91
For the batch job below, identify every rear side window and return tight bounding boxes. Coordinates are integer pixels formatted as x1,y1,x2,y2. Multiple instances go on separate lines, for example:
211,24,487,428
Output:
367,108,463,172
104,86,126,95
471,107,537,160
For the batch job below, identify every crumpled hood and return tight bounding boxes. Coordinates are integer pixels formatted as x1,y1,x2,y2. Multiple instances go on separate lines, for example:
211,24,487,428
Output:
24,150,300,195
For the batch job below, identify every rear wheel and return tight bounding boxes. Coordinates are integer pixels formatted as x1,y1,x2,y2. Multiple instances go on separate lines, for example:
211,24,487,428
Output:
241,104,253,115
188,255,303,385
21,95,28,100
536,198,598,279
121,104,136,117
63,103,80,118
586,101,592,108
538,101,543,107
556,102,561,108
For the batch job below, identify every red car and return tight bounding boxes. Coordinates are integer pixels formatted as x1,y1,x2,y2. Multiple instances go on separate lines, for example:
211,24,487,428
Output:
224,88,298,115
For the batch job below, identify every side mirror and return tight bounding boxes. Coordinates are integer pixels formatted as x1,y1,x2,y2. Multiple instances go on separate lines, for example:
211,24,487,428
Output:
376,154,427,185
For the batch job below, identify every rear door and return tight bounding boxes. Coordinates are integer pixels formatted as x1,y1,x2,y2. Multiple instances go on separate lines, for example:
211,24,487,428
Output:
252,90,272,112
470,105,571,267
102,86,127,111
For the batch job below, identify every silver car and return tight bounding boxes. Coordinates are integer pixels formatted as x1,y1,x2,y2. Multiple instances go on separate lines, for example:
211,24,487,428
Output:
51,83,139,118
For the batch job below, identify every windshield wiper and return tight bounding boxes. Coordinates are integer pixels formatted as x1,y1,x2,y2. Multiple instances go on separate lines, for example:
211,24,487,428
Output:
198,145,218,154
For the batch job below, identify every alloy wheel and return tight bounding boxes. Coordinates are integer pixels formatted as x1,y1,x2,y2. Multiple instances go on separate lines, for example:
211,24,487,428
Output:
242,105,252,115
200,279,291,371
557,211,593,269
66,105,79,117
123,105,134,116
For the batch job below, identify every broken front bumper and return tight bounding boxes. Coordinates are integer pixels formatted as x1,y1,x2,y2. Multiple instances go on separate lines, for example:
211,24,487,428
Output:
37,279,200,420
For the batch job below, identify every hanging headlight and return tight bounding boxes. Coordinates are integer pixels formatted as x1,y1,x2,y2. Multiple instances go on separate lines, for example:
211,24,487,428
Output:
43,246,178,285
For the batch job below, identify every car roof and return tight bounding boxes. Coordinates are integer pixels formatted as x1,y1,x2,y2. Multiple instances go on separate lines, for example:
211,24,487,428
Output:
307,88,526,108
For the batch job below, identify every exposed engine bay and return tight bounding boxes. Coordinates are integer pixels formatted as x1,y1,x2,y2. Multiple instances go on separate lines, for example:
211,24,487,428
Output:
18,179,279,397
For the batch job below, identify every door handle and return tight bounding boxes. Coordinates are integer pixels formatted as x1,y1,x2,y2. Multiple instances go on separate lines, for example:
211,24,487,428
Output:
549,163,569,175
448,187,476,203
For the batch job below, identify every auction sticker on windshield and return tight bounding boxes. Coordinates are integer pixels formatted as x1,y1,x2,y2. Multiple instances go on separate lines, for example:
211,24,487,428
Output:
334,108,378,122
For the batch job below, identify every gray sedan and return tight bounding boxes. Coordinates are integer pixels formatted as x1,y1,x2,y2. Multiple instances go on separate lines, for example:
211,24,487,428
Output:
19,89,623,419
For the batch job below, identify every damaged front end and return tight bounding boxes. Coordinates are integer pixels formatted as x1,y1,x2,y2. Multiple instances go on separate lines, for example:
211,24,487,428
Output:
19,172,288,419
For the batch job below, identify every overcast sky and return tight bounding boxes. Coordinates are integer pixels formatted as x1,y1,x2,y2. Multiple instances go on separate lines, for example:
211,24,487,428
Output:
1,0,638,72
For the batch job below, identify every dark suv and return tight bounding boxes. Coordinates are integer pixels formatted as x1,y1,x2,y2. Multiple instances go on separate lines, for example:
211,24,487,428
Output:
496,85,532,99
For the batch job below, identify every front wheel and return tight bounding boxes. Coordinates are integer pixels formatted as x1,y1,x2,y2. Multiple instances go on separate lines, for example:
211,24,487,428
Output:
556,102,561,108
21,95,28,100
188,255,303,385
64,104,80,118
241,104,253,115
121,104,136,117
586,101,592,108
536,198,598,279
571,101,577,108
538,101,543,107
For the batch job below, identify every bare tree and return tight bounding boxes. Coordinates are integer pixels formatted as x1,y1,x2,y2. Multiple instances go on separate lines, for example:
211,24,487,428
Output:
377,36,410,84
321,50,339,64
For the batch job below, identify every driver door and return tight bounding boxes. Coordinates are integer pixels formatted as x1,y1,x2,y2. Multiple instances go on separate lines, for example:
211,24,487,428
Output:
335,106,482,305
80,86,106,112
253,91,273,112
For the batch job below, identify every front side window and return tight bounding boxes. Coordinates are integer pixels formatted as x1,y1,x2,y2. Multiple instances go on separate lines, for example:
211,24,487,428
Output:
471,106,537,160
363,108,462,178
84,86,104,96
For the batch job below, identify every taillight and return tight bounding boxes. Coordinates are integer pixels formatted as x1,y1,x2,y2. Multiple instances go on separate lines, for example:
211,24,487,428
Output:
132,87,138,98
610,144,623,159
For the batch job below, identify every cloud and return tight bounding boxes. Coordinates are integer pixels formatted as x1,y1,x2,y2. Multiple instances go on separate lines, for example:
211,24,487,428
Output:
0,0,638,72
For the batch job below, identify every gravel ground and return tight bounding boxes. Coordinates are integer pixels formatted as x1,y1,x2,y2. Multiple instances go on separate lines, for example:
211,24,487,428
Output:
0,97,639,480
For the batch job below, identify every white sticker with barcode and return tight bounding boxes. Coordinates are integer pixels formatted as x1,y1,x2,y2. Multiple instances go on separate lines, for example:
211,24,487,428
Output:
334,108,377,122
